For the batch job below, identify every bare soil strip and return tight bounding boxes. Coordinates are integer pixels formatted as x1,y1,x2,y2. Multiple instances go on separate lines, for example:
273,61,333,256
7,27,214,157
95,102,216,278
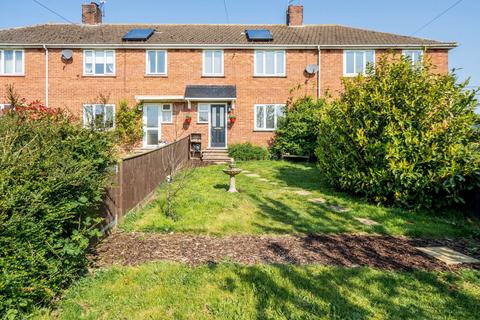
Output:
94,232,480,271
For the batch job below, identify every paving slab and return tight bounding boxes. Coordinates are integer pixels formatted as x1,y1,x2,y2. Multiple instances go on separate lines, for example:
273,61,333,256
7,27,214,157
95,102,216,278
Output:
294,190,313,196
308,197,327,204
354,217,379,225
416,247,480,265
245,174,260,178
329,205,351,213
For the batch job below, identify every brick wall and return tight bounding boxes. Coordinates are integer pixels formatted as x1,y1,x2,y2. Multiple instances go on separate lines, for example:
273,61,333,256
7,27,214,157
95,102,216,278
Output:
0,47,449,147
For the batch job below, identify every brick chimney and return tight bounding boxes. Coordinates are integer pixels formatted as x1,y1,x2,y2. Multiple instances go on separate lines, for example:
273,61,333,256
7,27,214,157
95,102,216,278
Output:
82,2,102,25
287,5,304,26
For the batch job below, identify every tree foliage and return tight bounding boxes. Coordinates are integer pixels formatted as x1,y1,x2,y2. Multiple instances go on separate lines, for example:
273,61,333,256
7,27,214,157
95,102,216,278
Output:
115,99,143,151
316,56,480,209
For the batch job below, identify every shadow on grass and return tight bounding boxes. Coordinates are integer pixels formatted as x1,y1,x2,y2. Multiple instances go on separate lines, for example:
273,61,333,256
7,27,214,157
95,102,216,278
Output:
216,264,480,319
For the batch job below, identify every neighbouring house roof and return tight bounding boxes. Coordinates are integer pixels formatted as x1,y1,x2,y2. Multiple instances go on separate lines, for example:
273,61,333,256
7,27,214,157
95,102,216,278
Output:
185,85,237,100
0,24,456,49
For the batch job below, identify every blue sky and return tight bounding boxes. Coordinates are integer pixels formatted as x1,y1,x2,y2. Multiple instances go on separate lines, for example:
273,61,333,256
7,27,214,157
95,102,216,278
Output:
0,0,478,89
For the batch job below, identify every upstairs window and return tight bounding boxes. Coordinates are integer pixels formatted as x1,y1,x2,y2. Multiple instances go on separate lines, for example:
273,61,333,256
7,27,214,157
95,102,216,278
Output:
403,50,423,66
146,50,167,75
83,104,115,129
84,50,115,76
254,104,285,131
0,50,24,75
203,50,224,76
344,50,375,76
255,50,285,76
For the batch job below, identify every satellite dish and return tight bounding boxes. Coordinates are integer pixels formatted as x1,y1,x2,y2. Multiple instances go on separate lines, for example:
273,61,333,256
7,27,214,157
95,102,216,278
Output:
305,64,319,74
61,49,73,61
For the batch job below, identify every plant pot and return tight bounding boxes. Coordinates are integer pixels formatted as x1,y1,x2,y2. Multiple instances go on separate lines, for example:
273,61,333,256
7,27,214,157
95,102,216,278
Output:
185,118,192,124
229,117,236,124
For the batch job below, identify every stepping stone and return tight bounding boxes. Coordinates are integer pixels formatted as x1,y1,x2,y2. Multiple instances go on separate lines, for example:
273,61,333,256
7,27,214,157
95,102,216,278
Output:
259,178,269,182
329,205,351,213
245,174,260,178
354,217,378,225
308,197,326,204
242,170,251,173
270,182,278,185
415,247,480,265
294,190,312,196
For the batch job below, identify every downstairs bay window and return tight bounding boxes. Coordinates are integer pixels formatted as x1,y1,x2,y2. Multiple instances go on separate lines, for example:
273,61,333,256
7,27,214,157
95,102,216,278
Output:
254,104,285,131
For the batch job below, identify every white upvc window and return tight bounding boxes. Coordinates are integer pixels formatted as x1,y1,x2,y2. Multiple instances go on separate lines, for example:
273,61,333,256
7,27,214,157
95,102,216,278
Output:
161,104,172,123
403,50,423,66
146,50,167,75
83,104,115,129
0,103,11,112
344,50,375,76
254,50,286,77
203,50,224,76
84,50,115,76
197,104,210,123
254,104,285,131
0,50,24,75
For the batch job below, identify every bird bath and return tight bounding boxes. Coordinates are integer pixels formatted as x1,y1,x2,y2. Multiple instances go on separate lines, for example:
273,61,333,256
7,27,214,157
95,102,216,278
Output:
223,161,242,193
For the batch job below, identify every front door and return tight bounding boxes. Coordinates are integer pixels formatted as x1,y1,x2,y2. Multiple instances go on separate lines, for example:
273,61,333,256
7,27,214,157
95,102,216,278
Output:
210,104,226,148
143,105,161,148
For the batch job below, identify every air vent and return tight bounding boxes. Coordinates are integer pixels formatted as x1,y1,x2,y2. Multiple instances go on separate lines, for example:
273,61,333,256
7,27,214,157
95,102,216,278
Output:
245,29,273,41
122,28,155,41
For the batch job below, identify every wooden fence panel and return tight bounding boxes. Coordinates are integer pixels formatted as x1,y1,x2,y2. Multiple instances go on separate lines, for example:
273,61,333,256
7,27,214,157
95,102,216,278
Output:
103,136,190,228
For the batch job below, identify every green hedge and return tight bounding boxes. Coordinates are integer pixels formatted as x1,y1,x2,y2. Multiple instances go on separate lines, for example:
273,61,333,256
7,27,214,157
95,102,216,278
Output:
270,97,325,160
0,108,116,317
228,143,270,161
316,56,480,210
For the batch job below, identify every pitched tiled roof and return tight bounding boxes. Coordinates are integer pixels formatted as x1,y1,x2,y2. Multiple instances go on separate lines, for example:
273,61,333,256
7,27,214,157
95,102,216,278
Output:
0,24,456,48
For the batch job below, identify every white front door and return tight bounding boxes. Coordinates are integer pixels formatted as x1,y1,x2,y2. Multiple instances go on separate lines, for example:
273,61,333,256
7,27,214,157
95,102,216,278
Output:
143,104,162,148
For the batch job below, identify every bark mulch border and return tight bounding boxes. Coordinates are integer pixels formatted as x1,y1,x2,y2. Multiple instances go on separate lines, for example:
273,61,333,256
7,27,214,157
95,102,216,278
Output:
93,232,480,272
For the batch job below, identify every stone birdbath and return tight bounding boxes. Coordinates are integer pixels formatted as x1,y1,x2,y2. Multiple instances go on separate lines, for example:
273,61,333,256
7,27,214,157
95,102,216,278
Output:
223,161,242,193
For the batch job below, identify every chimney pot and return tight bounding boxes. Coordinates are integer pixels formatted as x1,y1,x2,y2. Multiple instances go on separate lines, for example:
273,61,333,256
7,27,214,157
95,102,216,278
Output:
287,5,303,27
82,2,102,25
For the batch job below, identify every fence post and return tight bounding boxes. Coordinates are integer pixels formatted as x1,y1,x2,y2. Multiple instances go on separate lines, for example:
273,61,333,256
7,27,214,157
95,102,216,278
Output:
116,159,124,226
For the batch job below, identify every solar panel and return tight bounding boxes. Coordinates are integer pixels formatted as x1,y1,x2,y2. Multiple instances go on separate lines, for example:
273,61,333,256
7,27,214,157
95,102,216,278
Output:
245,29,273,41
122,29,155,41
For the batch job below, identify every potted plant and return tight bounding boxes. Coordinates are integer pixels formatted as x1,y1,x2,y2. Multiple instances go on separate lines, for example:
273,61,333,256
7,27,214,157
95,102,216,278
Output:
229,115,236,124
185,114,192,124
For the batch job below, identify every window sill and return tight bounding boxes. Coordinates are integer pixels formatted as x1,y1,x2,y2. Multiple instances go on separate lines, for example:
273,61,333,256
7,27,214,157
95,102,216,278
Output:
161,122,173,125
0,74,25,77
145,74,168,78
202,75,225,78
253,75,287,78
253,129,276,132
82,74,117,78
197,122,208,124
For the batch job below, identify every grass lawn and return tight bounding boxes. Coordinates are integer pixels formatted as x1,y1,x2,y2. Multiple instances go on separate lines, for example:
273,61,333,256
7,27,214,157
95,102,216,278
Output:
33,262,480,320
121,161,478,238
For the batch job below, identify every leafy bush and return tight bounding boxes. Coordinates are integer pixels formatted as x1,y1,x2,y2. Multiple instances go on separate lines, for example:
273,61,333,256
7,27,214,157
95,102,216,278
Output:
270,96,325,160
228,143,270,161
0,107,116,317
316,56,480,210
115,100,143,151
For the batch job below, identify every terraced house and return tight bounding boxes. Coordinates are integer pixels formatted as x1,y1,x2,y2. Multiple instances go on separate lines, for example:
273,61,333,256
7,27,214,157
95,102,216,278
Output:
0,2,456,151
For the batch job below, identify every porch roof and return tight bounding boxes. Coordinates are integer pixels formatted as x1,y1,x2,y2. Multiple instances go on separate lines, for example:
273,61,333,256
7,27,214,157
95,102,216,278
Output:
184,85,237,100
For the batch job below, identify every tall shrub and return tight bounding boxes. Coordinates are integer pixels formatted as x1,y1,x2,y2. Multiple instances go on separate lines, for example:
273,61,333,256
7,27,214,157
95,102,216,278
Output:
270,97,325,160
0,106,116,317
316,56,480,209
115,99,143,151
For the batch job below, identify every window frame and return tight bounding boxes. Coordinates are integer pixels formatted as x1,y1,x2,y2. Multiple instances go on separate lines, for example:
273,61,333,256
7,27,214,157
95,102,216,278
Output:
197,103,210,123
253,104,285,131
402,50,424,66
83,49,116,76
0,103,12,111
146,50,168,76
202,50,224,77
83,104,116,130
0,49,24,76
254,50,286,77
161,104,173,123
343,50,375,77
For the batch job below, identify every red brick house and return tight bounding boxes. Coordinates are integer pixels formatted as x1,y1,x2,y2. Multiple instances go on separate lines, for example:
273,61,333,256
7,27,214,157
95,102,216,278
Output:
0,2,455,151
